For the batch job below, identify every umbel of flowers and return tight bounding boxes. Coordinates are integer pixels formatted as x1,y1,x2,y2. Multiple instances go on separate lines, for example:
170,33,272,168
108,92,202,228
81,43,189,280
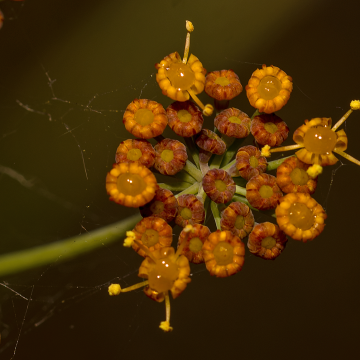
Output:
105,21,360,332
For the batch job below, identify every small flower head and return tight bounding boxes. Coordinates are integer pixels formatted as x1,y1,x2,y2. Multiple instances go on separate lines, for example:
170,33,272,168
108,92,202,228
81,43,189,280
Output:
247,222,288,260
275,193,327,242
176,194,205,228
166,100,204,137
251,113,289,146
220,202,255,239
202,230,245,277
246,173,283,210
195,129,226,155
214,108,251,138
123,99,168,139
276,156,318,194
131,216,173,257
205,69,243,101
246,64,293,114
154,138,188,175
115,139,155,168
139,188,178,223
293,117,347,166
177,224,211,264
138,246,191,299
236,145,268,181
202,169,236,204
106,162,158,207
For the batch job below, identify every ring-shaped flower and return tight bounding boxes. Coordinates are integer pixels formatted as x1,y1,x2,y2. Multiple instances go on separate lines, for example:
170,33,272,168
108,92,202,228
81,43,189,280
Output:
154,138,188,175
293,117,347,166
202,169,236,204
246,64,293,114
106,162,158,207
251,113,289,146
177,224,211,264
236,145,268,181
202,230,245,277
276,156,317,194
205,69,243,101
176,194,205,228
131,216,173,257
275,193,327,242
247,222,287,260
123,99,168,139
246,173,283,210
220,202,254,239
139,188,178,223
166,100,203,137
155,51,206,102
115,139,155,168
214,108,251,138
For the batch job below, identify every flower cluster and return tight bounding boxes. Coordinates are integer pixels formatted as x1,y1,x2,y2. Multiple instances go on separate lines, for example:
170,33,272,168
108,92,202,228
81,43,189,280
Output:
105,21,360,332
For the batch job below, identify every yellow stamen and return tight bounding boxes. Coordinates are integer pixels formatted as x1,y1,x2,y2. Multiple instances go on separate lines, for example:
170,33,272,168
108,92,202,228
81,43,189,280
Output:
159,291,173,332
133,240,157,262
187,89,213,116
270,144,304,153
175,225,194,258
307,164,323,178
261,145,271,157
123,231,136,247
334,150,360,166
108,283,121,296
332,109,353,131
182,20,194,64
119,280,149,293
350,100,360,110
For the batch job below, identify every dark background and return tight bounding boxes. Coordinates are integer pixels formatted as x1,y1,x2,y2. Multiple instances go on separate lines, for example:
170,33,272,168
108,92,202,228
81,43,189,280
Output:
0,0,359,359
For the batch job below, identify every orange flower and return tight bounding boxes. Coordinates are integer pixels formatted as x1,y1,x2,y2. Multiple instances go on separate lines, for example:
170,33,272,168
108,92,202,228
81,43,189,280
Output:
154,139,188,175
205,69,243,101
246,64,293,114
214,108,251,138
276,156,317,194
202,230,245,277
236,145,267,181
166,101,203,137
246,173,283,210
247,222,287,260
202,169,236,204
106,162,158,207
176,194,205,228
275,193,327,242
250,113,289,146
123,99,168,139
115,139,155,168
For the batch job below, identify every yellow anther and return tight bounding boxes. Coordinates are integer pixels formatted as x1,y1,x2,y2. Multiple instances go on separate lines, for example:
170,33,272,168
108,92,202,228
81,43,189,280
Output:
108,283,121,296
307,164,323,178
261,145,271,157
159,321,173,332
203,104,214,116
123,231,136,247
186,20,194,32
350,100,360,110
184,224,194,233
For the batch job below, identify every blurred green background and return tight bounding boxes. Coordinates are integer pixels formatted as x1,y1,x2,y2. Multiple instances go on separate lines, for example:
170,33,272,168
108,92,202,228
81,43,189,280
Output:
0,0,359,359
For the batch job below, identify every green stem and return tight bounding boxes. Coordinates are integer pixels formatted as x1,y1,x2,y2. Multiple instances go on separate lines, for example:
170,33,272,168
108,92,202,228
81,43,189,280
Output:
0,214,142,277
175,182,200,198
210,201,221,230
232,195,257,212
168,170,196,184
221,159,236,172
220,137,246,168
184,136,200,169
159,182,193,192
235,185,246,197
267,155,294,171
183,160,202,182
197,184,207,203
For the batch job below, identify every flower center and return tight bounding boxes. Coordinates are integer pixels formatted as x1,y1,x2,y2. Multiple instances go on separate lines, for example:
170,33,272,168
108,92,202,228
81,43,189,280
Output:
264,122,278,134
148,258,179,293
258,75,282,100
213,241,234,265
235,215,245,230
141,229,159,247
289,202,314,230
177,109,192,123
261,236,277,249
180,207,192,220
290,168,309,185
228,116,242,124
150,200,164,214
127,148,142,161
166,62,195,90
249,156,259,168
161,149,174,163
215,179,227,192
303,126,337,155
259,185,273,198
189,237,203,253
134,108,154,126
116,173,147,196
214,76,230,86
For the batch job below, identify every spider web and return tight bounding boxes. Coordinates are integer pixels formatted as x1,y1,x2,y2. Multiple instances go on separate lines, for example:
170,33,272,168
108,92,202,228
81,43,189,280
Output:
1,0,360,359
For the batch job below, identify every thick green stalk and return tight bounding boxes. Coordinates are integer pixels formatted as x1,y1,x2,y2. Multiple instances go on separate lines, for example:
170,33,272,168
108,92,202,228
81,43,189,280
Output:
168,170,196,184
183,160,203,182
184,136,200,169
0,214,142,277
159,182,193,192
267,156,293,171
174,182,200,198
235,185,246,197
210,201,221,230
